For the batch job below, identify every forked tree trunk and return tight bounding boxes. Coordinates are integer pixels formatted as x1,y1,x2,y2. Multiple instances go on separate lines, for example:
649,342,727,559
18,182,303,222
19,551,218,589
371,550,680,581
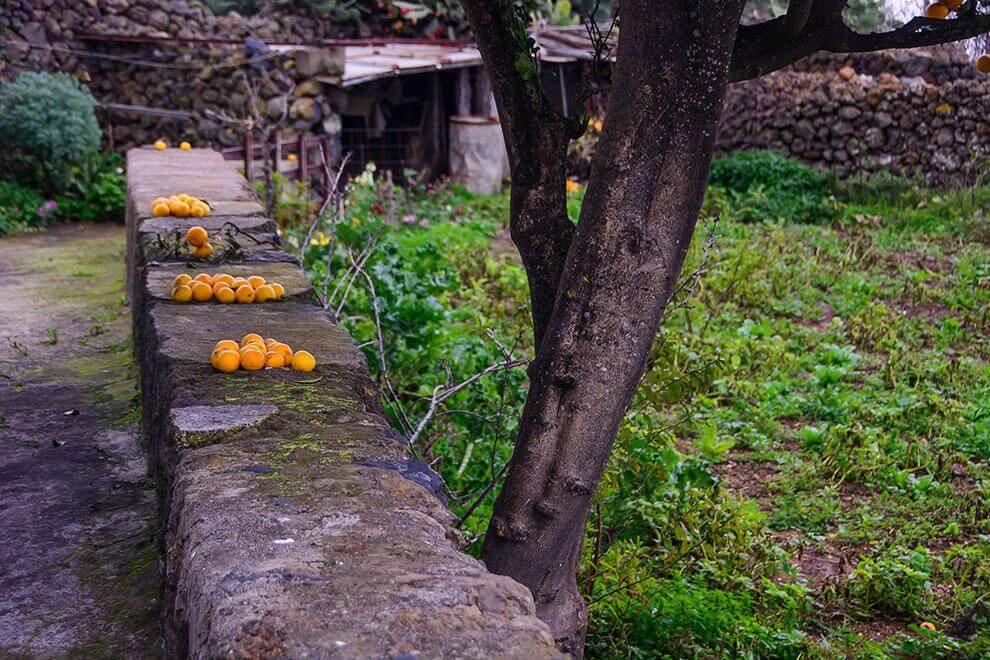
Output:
480,2,746,654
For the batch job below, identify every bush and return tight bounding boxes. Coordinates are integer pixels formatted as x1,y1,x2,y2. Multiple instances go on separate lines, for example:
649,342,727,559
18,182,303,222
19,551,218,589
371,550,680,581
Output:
0,72,101,191
708,150,839,224
0,180,53,236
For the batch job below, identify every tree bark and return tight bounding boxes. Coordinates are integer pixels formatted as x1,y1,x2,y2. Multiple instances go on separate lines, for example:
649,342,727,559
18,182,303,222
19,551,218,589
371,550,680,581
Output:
459,1,575,349
480,1,746,655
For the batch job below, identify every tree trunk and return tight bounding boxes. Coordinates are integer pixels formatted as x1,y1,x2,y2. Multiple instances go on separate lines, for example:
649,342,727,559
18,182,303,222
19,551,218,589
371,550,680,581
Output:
481,1,746,655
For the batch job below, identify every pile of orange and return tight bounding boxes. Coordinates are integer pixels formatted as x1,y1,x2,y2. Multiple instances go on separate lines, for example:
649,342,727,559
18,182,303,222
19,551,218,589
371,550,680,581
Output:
210,333,316,373
925,0,961,18
171,272,286,304
151,195,212,219
185,225,215,259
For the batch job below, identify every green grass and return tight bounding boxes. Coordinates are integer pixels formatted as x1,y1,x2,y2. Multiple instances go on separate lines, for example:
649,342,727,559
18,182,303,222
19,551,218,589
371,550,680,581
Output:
292,160,990,658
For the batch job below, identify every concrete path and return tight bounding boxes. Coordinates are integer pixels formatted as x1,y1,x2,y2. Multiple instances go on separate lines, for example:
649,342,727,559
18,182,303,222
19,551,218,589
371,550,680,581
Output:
0,224,160,657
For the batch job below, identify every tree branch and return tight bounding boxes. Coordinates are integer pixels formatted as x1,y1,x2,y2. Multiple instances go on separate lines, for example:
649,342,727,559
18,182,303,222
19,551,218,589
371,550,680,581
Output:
730,1,990,83
460,0,577,350
833,13,990,52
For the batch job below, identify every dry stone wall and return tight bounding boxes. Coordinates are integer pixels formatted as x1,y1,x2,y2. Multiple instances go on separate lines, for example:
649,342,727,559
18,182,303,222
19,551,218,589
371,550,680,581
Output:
717,51,990,186
1,0,349,149
127,147,562,658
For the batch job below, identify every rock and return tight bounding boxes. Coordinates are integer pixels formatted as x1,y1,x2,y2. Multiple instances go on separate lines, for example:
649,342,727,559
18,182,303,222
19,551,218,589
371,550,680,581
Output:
18,21,47,46
838,66,856,81
290,97,319,121
147,9,168,30
294,79,321,97
266,95,288,119
935,127,954,147
838,105,861,120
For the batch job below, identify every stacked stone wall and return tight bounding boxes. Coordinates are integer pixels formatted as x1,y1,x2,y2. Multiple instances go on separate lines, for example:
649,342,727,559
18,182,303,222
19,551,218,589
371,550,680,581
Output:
718,55,990,186
126,147,562,657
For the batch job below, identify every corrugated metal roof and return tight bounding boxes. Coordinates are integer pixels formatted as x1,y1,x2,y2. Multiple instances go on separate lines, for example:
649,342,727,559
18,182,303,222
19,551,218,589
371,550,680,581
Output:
331,25,616,88
337,43,483,87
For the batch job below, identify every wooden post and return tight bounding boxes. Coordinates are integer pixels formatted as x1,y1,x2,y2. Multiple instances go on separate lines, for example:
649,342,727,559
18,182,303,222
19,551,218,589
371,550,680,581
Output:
431,72,443,175
456,68,472,116
243,129,253,182
474,66,492,118
272,128,282,179
321,136,331,192
558,63,569,117
297,133,307,184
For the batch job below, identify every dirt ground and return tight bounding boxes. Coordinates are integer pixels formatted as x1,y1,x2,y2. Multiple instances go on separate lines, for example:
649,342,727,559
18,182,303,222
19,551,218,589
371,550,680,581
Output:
0,224,160,657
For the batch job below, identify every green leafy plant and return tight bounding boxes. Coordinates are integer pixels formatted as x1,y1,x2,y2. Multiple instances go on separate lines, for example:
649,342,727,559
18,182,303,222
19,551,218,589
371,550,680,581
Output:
844,546,935,618
0,72,101,192
0,179,50,236
54,152,126,223
707,150,840,224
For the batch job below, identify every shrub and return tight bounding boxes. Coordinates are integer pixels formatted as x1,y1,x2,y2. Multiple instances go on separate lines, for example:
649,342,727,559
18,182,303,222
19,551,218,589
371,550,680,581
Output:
708,150,839,224
0,72,101,191
0,180,52,236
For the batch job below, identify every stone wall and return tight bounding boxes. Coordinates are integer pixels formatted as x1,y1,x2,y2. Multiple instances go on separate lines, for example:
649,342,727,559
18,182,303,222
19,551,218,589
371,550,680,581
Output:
126,147,561,658
1,0,349,149
718,57,990,186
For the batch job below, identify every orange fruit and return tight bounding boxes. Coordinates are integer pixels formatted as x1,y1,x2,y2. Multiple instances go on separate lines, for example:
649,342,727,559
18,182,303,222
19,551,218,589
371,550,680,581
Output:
190,203,207,218
193,273,213,285
254,284,276,303
186,226,208,247
977,54,990,73
264,351,285,368
241,333,264,347
172,284,193,302
247,275,267,289
191,281,213,302
154,139,167,150
213,273,234,286
290,350,316,372
925,2,949,18
214,350,240,373
193,243,214,260
287,153,297,162
210,347,232,368
169,200,191,217
211,280,229,295
180,141,192,150
177,194,190,202
239,346,265,371
234,285,255,303
215,339,240,353
270,342,292,363
230,277,249,288
264,338,278,348
173,274,192,288
919,621,936,631
152,203,171,217
270,283,285,298
153,197,169,207
215,286,236,304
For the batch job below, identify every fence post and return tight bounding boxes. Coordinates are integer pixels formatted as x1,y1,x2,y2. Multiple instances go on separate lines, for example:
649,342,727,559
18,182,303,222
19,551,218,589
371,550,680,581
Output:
272,128,282,180
321,136,331,193
243,129,254,182
297,133,307,184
